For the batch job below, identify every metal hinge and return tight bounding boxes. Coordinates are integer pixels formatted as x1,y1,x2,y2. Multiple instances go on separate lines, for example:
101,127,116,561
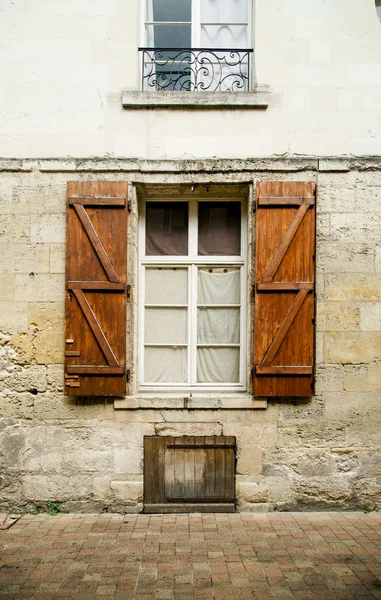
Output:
126,369,131,382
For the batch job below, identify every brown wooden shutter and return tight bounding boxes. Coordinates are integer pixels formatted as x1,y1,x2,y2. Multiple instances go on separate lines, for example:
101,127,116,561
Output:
64,181,128,396
253,182,316,397
144,436,236,513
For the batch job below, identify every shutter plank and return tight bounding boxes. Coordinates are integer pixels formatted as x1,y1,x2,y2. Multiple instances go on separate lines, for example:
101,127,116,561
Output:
65,181,127,396
254,182,316,397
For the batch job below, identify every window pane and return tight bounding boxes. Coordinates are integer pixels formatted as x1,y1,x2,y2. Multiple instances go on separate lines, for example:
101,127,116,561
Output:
198,202,241,255
148,24,192,48
145,308,187,344
201,25,248,49
201,0,248,24
145,268,188,305
151,0,192,23
146,202,188,255
197,347,239,383
145,347,187,383
198,308,239,344
198,268,240,304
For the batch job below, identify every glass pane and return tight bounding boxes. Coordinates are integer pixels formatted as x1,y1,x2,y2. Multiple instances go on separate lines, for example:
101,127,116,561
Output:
146,202,188,255
198,268,240,305
145,268,188,305
197,347,239,383
151,24,191,48
201,25,248,49
145,308,187,344
145,346,187,383
198,308,239,344
151,0,192,23
198,202,241,255
201,0,248,24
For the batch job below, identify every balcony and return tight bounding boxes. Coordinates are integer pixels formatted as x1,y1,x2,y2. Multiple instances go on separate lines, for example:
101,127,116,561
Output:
139,47,253,92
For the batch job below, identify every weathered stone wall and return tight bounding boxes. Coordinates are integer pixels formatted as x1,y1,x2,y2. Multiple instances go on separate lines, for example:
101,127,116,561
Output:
0,158,380,513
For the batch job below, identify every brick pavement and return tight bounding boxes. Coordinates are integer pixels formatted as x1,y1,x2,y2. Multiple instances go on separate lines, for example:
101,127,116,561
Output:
0,512,381,599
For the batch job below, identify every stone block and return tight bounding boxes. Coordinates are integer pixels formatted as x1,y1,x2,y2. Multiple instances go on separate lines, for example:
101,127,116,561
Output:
330,214,380,245
325,274,381,301
360,302,381,331
316,301,360,331
62,450,114,473
324,332,381,364
0,274,15,301
33,394,114,420
278,396,324,421
355,185,381,212
223,423,277,448
344,365,381,392
28,301,64,330
111,480,143,503
325,391,381,421
317,185,356,213
292,476,351,503
0,214,30,241
278,422,346,447
236,480,269,503
114,448,143,475
0,302,28,333
236,447,262,476
155,422,222,437
92,476,112,499
0,394,34,420
0,242,50,274
15,274,64,302
22,475,93,502
49,243,65,273
316,241,374,274
46,365,64,392
31,213,65,244
1,365,47,393
11,330,63,364
346,421,381,447
315,365,344,393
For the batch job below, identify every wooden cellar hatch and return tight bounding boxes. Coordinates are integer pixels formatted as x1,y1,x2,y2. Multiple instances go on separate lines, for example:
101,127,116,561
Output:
144,436,236,513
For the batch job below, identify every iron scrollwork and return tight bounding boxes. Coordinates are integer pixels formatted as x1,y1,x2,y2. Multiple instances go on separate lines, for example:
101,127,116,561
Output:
140,48,252,92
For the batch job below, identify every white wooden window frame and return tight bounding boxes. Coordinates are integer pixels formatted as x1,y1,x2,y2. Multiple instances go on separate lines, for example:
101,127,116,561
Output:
138,196,247,392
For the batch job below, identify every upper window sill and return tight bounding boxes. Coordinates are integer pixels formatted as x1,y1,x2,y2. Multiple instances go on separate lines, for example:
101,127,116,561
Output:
121,90,269,110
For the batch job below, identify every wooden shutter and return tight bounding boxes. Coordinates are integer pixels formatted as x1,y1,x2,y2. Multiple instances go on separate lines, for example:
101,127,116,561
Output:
64,181,128,396
144,436,236,513
253,182,316,397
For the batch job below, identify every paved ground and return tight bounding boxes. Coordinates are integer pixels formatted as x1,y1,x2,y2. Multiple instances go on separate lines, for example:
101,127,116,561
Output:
0,512,381,600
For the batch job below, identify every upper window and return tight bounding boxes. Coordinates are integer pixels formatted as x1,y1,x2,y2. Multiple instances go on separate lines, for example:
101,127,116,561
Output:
140,0,252,91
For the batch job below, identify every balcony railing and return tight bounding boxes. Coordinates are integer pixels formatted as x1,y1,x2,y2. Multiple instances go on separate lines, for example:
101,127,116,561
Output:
139,48,253,92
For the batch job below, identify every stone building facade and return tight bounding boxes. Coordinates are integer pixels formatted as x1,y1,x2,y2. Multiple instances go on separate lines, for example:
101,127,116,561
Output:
0,0,380,513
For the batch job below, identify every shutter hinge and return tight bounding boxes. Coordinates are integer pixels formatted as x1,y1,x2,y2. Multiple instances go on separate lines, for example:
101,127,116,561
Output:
252,202,256,213
127,198,132,212
127,284,132,299
126,369,131,382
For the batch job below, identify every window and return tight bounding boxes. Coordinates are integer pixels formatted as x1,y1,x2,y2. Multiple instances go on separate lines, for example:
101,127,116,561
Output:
140,0,252,91
377,0,381,20
139,197,247,390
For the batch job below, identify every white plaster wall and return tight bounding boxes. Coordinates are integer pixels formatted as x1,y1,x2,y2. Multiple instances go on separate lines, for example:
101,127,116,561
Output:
0,0,381,158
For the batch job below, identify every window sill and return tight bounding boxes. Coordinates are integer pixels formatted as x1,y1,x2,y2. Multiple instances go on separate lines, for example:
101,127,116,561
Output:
114,395,267,410
121,90,269,109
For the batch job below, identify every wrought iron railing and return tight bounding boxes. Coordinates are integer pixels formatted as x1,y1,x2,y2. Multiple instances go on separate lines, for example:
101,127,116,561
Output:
139,48,252,92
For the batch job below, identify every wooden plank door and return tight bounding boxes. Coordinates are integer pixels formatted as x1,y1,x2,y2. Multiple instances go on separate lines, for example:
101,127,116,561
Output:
144,436,236,513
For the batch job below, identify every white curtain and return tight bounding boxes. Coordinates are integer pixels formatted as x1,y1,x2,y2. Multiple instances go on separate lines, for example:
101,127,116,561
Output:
201,0,248,48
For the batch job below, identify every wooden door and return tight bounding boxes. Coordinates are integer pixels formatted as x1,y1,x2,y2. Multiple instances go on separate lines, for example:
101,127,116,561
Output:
144,436,236,513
